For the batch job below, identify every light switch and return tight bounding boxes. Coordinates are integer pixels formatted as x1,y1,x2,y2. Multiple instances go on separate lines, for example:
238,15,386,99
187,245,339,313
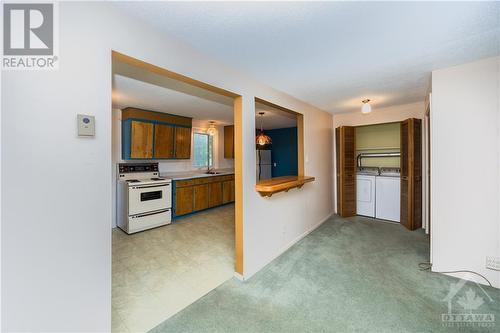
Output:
77,114,95,137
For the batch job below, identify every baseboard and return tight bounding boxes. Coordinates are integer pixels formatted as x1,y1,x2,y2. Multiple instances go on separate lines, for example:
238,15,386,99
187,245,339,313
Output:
242,211,334,280
233,272,244,281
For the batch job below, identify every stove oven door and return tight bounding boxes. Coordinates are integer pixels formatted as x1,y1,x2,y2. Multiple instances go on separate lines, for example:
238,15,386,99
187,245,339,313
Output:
128,183,171,216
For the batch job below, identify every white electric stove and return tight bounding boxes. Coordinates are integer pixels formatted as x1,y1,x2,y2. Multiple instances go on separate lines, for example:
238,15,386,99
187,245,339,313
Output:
116,163,172,234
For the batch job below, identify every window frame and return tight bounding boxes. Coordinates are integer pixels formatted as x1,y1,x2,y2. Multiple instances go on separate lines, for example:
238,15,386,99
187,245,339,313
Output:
192,131,214,169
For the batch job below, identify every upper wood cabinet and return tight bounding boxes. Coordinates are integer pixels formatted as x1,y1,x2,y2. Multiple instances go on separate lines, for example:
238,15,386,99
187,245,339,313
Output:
130,120,154,159
400,118,422,230
224,125,234,159
154,123,175,159
335,126,356,217
121,108,192,160
174,127,192,159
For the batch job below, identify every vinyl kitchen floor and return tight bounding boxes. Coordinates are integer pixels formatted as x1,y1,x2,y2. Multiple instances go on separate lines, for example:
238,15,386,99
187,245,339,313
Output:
112,204,235,333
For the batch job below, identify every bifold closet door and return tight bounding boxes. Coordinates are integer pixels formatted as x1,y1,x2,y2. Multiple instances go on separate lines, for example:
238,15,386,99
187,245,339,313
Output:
336,126,356,217
400,118,422,230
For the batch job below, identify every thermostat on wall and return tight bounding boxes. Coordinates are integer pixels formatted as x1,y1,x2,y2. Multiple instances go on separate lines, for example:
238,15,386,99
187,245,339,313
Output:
77,114,95,137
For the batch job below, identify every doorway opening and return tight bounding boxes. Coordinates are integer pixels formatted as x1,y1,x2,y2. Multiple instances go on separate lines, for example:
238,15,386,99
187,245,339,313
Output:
111,51,243,332
336,118,426,232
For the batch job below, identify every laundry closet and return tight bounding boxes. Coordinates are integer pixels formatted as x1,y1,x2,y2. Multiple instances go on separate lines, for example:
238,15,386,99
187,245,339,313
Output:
336,118,422,230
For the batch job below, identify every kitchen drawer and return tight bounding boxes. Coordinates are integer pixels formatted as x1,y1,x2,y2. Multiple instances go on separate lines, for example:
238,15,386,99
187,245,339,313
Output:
175,179,196,188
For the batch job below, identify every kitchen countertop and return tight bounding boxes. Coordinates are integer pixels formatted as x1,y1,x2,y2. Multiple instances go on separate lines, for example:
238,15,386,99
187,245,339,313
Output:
160,169,234,181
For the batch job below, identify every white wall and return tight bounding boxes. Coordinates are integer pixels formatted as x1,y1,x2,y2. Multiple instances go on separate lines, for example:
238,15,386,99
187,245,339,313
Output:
431,56,500,288
332,102,425,212
111,110,233,228
1,3,333,331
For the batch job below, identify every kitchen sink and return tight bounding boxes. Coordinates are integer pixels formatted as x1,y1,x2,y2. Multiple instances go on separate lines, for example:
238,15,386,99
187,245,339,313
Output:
205,171,222,175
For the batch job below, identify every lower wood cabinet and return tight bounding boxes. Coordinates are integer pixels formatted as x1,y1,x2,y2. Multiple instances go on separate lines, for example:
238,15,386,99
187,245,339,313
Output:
222,180,235,204
174,174,235,217
193,184,209,211
209,182,223,208
175,187,194,216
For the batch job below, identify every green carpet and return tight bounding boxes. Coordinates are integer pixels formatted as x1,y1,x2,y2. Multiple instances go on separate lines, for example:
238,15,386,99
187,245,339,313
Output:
149,215,500,333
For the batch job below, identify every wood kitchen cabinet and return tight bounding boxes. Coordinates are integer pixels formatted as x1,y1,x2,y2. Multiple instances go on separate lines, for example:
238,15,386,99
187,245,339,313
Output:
154,123,175,159
121,108,192,160
224,125,234,159
174,174,235,217
209,182,223,207
222,180,235,204
174,127,192,159
400,118,422,230
335,126,356,217
175,186,194,216
193,184,209,211
130,120,154,159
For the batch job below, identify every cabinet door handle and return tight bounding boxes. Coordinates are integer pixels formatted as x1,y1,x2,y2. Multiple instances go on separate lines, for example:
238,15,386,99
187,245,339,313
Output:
401,176,409,180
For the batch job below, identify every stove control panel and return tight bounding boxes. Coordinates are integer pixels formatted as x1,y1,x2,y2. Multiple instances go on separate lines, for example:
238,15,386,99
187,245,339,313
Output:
119,163,159,174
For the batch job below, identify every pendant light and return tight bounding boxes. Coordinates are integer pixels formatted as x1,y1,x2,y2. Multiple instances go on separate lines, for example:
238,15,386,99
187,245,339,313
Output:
256,112,272,148
361,99,372,114
206,121,216,136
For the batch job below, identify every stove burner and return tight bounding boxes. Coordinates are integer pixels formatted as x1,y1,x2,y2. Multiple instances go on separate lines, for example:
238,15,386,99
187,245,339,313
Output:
151,177,165,181
127,179,140,183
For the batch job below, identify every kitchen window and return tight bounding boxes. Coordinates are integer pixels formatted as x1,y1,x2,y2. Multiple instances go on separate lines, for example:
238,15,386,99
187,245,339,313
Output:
193,132,213,168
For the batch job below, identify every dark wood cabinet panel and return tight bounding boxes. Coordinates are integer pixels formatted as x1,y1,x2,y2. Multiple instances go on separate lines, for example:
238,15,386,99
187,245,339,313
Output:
222,180,235,204
154,123,175,158
194,184,209,211
224,125,234,159
175,187,193,216
400,118,422,230
130,121,154,159
209,182,223,208
335,126,356,217
175,127,191,159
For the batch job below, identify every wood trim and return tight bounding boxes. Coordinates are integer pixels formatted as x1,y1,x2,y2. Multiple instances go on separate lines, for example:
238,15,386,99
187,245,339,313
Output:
122,107,192,127
256,176,315,197
112,51,239,98
254,97,301,116
297,114,304,177
254,97,305,178
234,97,243,275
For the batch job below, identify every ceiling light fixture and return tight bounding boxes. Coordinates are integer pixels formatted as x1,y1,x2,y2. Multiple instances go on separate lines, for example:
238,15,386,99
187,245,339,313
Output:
256,112,272,148
361,99,372,114
206,121,216,136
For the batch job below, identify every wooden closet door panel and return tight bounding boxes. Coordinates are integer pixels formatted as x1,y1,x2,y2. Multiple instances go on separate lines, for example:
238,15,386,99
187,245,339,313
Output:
175,127,192,159
130,121,154,159
400,118,422,230
400,120,410,228
335,127,341,214
336,126,356,217
154,123,175,158
412,119,423,229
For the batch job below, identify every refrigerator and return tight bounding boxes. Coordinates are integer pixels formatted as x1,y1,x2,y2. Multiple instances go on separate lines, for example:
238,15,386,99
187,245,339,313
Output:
256,150,272,180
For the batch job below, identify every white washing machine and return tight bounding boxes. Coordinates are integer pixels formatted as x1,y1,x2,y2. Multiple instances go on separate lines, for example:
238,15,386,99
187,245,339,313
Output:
375,175,400,222
356,175,376,217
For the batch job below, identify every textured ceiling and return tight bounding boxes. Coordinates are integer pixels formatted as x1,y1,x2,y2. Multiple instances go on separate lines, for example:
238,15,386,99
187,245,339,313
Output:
114,1,500,114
